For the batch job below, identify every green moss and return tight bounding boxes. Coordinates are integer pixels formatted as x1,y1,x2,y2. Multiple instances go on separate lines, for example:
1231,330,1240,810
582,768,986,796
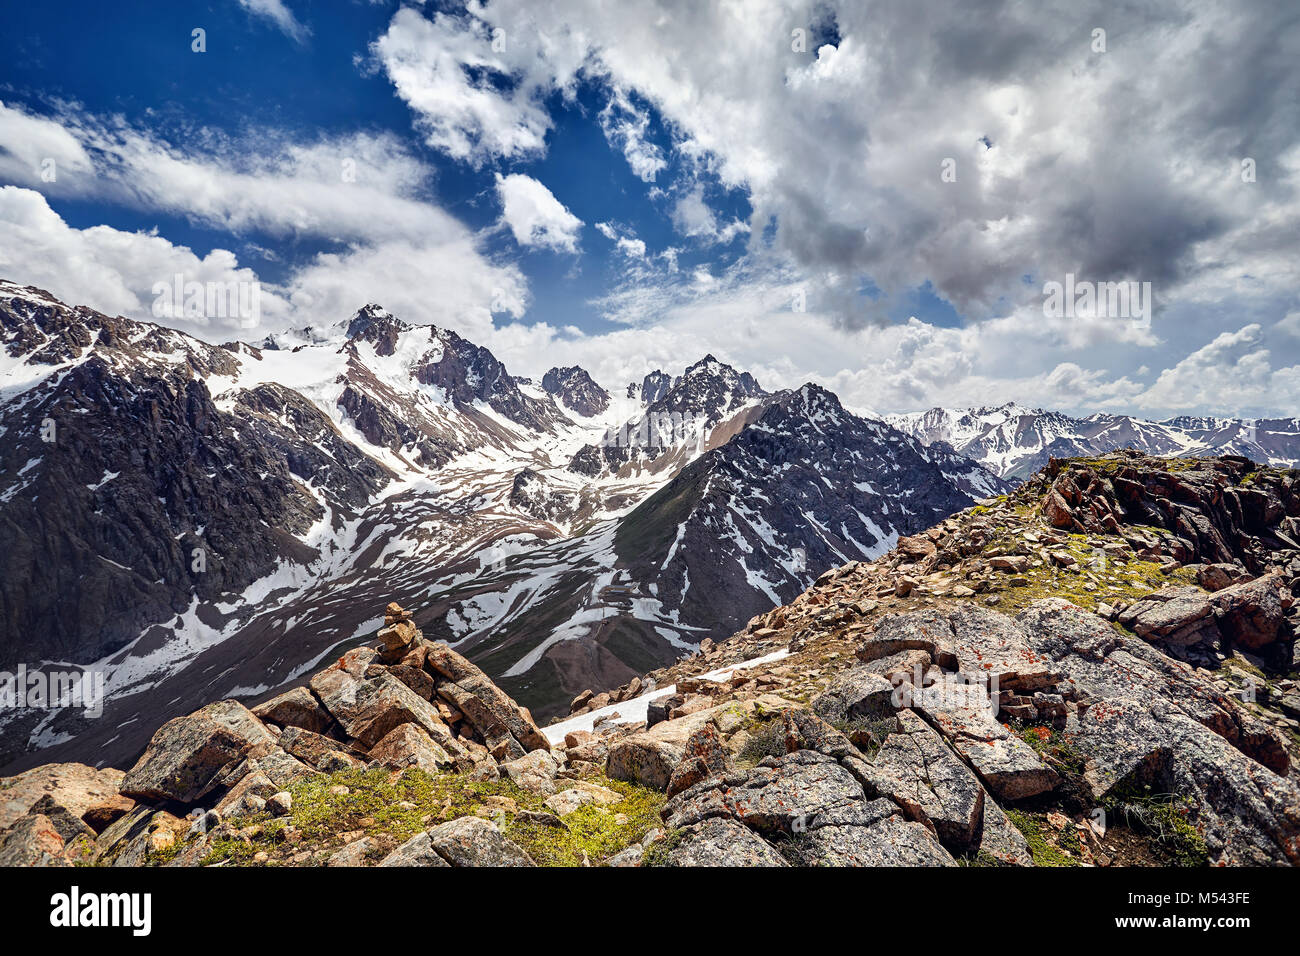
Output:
505,777,665,866
1011,722,1087,776
1004,810,1081,867
1101,784,1209,867
186,765,664,868
640,828,685,867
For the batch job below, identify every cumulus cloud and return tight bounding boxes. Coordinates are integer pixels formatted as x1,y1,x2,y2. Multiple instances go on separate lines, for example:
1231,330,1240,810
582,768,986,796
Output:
370,7,556,165
494,173,583,252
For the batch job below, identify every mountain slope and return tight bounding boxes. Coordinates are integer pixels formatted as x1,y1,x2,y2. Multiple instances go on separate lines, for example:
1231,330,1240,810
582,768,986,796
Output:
431,385,1010,720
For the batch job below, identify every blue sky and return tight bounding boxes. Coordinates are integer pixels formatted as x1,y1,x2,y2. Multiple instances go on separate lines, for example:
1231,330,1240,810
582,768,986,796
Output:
0,1,1297,417
0,0,768,334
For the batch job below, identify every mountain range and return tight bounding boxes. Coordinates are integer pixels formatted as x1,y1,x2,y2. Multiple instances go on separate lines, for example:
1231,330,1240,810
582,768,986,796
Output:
886,402,1300,480
0,280,1007,772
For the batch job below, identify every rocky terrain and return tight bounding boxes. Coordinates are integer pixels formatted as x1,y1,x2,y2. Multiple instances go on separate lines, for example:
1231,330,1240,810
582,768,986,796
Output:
888,402,1300,479
4,451,1297,867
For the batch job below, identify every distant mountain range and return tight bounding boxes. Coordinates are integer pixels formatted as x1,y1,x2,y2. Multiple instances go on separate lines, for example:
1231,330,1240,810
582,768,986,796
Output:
886,402,1300,479
0,280,1007,772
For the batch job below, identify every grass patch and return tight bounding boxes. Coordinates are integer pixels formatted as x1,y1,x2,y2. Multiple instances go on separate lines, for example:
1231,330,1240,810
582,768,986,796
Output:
505,777,665,867
1101,784,1209,867
1004,810,1081,867
190,765,663,868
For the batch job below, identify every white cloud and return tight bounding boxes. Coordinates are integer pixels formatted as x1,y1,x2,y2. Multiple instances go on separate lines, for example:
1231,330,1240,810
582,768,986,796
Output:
0,186,289,336
595,222,646,258
494,173,583,252
599,90,666,182
237,0,310,44
370,7,555,165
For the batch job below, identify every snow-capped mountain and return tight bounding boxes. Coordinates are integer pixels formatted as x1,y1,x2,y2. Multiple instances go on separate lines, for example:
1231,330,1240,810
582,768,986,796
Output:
541,366,610,418
887,401,1300,479
0,280,1005,770
424,385,1011,719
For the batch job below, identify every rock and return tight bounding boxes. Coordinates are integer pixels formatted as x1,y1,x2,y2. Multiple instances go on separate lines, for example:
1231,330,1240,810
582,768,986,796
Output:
1042,489,1075,528
976,799,1034,866
378,831,451,867
569,689,594,713
328,838,376,867
810,667,897,723
857,609,959,669
665,724,731,798
120,700,277,804
897,534,937,559
26,795,94,843
911,674,1059,800
606,845,643,866
265,792,292,816
251,687,335,735
387,663,435,700
311,663,454,749
544,781,622,816
796,808,956,866
663,750,864,835
1018,599,1300,865
1197,563,1248,592
0,763,129,833
0,814,66,866
606,707,723,790
425,642,549,753
947,603,1059,693
1118,586,1221,647
857,710,985,853
500,750,559,796
651,817,788,867
425,816,536,867
367,723,455,774
1211,573,1286,650
277,726,365,772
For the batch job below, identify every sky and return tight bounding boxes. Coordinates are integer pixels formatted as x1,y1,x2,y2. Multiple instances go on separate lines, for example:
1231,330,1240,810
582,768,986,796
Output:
0,0,1298,418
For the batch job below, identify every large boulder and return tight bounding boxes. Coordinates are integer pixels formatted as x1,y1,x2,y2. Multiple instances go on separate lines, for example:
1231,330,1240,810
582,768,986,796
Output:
250,686,335,735
499,750,559,796
811,668,897,723
1118,586,1220,647
311,662,453,749
120,700,277,804
424,642,549,754
424,816,535,867
910,673,1058,801
1211,573,1287,650
368,724,455,774
606,707,723,791
0,814,67,866
378,831,451,867
652,817,788,867
666,724,732,798
662,750,865,836
0,763,130,832
852,710,985,853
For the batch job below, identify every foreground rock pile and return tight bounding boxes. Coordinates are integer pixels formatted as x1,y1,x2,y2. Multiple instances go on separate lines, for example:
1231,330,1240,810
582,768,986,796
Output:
1,452,1297,867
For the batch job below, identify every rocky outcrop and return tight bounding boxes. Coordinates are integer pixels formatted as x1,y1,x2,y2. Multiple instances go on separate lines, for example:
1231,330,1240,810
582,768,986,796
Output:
542,365,610,417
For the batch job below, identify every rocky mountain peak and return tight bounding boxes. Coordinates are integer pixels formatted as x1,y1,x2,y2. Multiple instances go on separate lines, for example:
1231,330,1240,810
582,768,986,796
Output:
541,365,610,417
